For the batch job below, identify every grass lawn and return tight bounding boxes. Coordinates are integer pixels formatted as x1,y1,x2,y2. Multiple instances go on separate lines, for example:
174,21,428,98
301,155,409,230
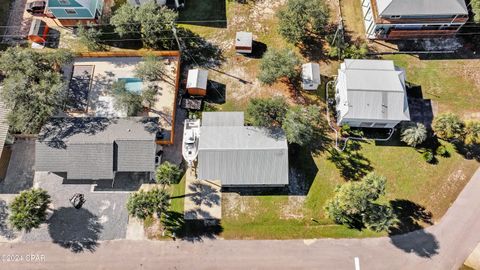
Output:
144,175,186,240
382,54,480,116
178,0,480,239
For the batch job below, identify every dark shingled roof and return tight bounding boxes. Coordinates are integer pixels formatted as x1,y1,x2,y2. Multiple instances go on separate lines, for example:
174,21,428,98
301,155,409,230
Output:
35,117,158,180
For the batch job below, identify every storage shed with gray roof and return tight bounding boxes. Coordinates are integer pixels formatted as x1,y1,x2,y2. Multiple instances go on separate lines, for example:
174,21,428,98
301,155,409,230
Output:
35,117,158,180
335,59,410,128
197,112,289,187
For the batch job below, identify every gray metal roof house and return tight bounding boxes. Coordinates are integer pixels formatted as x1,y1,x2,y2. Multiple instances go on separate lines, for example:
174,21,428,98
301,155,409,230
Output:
35,117,158,180
197,112,289,187
335,59,410,129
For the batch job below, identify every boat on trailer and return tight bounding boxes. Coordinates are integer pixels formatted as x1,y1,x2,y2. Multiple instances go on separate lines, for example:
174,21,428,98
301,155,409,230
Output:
182,119,200,166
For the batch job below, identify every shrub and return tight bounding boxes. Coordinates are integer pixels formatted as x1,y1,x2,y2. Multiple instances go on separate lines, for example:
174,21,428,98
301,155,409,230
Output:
423,150,434,163
464,120,480,145
9,189,51,231
433,113,464,140
400,122,427,147
436,145,449,157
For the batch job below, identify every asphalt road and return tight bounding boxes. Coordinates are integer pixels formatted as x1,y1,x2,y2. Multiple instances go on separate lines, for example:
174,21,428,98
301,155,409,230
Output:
1,168,480,270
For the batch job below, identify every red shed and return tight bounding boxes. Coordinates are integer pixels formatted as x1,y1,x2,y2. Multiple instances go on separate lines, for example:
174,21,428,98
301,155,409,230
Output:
28,19,49,44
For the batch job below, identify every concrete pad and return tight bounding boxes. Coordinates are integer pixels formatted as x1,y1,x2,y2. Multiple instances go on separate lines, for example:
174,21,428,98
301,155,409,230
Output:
465,242,480,269
184,169,221,220
126,217,145,240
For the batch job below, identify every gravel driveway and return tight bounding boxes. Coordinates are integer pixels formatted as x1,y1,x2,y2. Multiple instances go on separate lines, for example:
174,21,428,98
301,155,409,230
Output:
22,172,130,252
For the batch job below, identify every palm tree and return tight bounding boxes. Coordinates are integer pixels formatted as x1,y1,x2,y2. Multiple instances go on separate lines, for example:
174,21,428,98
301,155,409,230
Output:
126,188,170,220
464,121,480,145
400,122,427,147
9,189,51,231
433,113,464,140
155,162,182,189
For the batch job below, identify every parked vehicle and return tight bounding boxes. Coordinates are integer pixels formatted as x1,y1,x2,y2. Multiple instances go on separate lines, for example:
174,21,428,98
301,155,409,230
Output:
182,119,200,166
26,1,46,15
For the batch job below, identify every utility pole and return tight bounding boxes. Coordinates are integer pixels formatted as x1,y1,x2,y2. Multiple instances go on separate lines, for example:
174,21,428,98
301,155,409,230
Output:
171,23,182,52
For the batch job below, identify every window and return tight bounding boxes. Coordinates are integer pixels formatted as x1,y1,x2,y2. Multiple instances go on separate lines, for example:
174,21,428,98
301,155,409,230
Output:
65,8,77,14
58,0,70,4
359,122,374,128
373,123,388,128
389,15,401,19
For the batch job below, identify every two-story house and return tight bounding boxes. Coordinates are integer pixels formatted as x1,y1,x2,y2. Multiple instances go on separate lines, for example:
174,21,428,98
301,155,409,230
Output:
361,0,469,39
45,0,104,26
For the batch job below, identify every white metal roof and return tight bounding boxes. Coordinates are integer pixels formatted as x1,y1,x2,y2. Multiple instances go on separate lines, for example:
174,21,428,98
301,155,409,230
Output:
0,101,8,159
235,32,253,47
301,63,321,85
376,0,468,16
202,112,244,127
336,59,410,121
186,69,208,90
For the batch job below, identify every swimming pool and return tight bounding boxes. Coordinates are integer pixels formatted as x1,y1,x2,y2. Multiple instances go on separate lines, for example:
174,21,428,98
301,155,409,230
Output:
118,78,143,93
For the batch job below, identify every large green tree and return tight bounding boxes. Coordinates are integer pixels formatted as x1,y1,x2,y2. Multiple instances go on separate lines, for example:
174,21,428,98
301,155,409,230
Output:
127,188,170,220
77,23,105,51
400,122,427,147
9,189,51,231
0,47,73,133
324,173,396,232
258,48,300,84
433,112,464,140
282,105,322,146
277,0,329,44
135,54,167,81
110,2,178,49
246,97,288,128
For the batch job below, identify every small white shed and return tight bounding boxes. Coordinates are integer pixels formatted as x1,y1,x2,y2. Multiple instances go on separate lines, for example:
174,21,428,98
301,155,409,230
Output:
235,32,253,54
301,63,321,90
186,69,208,96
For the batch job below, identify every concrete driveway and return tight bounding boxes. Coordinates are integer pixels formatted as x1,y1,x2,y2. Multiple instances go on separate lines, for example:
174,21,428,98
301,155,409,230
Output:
21,172,129,252
0,139,35,194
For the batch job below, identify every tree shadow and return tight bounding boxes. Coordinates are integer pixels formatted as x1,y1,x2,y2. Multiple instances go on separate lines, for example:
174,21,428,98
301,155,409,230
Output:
246,41,267,59
389,199,433,235
205,80,226,104
299,34,329,62
327,141,373,181
288,144,318,195
38,117,115,149
187,181,221,207
178,0,227,28
387,199,438,258
453,141,480,162
0,200,16,240
406,83,434,129
389,229,439,258
178,28,225,68
181,220,223,242
48,207,103,253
